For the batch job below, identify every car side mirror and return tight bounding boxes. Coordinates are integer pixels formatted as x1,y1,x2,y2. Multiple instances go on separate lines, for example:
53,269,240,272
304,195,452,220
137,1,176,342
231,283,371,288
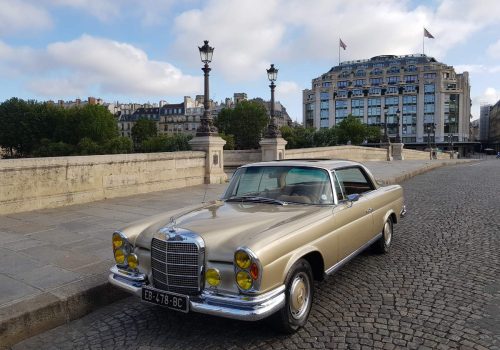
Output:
347,193,361,202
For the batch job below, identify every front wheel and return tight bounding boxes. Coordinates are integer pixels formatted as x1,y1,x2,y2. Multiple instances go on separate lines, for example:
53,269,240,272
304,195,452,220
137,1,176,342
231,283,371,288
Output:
373,216,393,254
272,259,314,333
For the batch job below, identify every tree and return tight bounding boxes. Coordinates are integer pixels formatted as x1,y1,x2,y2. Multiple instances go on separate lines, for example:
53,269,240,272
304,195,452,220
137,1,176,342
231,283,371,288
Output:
67,105,118,144
366,125,382,143
337,115,368,145
313,127,338,147
103,137,133,154
131,118,158,151
141,134,192,153
215,100,268,149
280,125,316,149
0,98,33,156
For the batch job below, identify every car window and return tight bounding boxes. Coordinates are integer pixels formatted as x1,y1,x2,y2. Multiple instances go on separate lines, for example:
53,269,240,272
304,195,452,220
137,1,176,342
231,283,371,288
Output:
223,166,334,205
335,167,374,196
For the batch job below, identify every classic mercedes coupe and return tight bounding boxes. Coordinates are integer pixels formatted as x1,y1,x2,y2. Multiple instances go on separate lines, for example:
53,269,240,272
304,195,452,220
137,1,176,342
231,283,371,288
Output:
109,160,406,332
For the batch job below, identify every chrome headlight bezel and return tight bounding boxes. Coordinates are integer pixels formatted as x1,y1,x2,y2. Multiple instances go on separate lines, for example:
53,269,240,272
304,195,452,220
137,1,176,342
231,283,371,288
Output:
112,231,137,270
233,247,262,293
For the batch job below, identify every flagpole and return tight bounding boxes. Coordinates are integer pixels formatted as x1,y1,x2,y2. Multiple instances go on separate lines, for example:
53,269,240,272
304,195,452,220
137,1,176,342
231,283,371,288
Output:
422,29,425,55
338,37,341,65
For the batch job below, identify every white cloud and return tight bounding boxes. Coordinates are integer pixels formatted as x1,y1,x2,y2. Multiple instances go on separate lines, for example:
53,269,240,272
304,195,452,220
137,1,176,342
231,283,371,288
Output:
278,81,300,97
0,0,52,35
471,87,500,119
487,39,500,59
0,35,201,98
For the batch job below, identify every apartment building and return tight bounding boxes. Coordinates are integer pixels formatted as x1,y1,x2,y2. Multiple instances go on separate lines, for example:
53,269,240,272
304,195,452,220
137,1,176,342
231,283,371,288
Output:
303,54,471,146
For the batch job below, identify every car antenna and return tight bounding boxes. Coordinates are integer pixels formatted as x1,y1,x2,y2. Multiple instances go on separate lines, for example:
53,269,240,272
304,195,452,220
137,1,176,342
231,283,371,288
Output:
202,186,208,203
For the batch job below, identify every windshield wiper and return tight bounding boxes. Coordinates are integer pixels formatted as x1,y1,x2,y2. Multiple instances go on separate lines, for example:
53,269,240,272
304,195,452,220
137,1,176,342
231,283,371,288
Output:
225,195,286,206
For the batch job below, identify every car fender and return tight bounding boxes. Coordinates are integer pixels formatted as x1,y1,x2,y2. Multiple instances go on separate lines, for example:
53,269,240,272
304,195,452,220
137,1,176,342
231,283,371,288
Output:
281,245,324,283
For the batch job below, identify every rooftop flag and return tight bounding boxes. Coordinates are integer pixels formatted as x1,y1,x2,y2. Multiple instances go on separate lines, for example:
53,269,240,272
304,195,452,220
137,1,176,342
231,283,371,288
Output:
424,28,435,39
339,38,347,50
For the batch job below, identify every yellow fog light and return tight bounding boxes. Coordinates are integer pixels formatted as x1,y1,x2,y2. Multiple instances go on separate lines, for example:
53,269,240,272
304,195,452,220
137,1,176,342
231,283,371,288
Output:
127,253,139,269
206,268,221,286
112,232,124,250
114,248,126,265
235,250,251,269
236,271,252,290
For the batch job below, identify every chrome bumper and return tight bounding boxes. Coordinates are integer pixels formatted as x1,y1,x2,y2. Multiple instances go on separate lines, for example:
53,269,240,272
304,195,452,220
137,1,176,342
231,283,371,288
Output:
108,266,285,321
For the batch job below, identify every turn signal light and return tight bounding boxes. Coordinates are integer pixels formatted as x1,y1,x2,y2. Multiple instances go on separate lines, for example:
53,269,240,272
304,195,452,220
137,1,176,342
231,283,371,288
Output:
235,250,251,269
236,271,252,290
206,268,221,286
250,263,259,280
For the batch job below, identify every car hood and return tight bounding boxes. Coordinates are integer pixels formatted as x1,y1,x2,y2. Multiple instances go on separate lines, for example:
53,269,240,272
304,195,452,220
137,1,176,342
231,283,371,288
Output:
129,201,323,262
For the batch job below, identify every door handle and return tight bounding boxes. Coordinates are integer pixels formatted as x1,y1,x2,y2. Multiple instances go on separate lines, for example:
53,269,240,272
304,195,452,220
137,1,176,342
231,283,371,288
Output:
366,208,373,213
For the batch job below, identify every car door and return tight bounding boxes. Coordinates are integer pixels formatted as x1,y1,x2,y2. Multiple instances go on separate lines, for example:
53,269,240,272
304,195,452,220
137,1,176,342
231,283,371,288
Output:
332,167,376,260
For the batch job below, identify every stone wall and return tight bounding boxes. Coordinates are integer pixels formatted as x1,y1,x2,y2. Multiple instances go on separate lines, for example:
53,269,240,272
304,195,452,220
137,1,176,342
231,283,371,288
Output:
0,152,206,215
224,150,261,167
403,148,450,160
285,145,388,161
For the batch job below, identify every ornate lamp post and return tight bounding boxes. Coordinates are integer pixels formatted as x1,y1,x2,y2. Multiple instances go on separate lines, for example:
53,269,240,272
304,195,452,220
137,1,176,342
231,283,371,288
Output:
264,64,281,138
196,40,218,136
426,124,431,149
383,106,390,143
395,108,401,143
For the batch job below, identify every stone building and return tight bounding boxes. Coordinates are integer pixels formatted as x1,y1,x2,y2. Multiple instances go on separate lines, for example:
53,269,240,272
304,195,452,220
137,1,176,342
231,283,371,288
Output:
303,54,471,148
488,100,500,149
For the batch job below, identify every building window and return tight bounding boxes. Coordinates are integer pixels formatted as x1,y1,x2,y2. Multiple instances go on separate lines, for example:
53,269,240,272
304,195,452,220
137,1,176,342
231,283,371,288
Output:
405,65,418,72
405,75,417,83
322,82,332,87
371,68,383,75
424,94,435,103
387,76,399,84
351,99,364,118
387,66,400,74
369,87,381,95
320,92,330,100
337,81,349,88
386,86,398,95
355,70,366,77
404,85,417,93
368,98,381,107
336,90,348,98
354,79,365,87
370,78,383,86
424,84,435,93
352,89,364,97
424,73,436,79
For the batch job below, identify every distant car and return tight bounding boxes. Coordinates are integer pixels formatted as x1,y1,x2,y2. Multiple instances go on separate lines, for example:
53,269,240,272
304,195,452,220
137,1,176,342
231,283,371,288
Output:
109,160,406,332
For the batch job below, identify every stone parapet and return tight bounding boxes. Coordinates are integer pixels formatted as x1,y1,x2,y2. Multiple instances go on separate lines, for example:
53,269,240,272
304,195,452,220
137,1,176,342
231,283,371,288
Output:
0,152,206,215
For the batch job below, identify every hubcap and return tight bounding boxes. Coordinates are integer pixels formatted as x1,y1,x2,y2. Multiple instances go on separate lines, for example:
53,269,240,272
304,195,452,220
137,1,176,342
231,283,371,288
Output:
289,272,310,320
384,221,392,247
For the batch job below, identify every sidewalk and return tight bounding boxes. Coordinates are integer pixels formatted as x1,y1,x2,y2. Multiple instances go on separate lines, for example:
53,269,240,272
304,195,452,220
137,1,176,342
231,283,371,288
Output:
0,159,476,346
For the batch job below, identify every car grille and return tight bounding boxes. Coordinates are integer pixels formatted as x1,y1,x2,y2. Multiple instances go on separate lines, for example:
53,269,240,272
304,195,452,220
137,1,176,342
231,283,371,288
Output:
151,236,205,295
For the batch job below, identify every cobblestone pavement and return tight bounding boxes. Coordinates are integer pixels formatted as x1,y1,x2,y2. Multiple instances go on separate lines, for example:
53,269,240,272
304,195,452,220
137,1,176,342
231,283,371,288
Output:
13,160,500,350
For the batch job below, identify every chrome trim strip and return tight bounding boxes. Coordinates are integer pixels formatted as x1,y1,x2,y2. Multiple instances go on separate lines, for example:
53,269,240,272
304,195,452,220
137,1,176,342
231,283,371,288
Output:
325,232,383,276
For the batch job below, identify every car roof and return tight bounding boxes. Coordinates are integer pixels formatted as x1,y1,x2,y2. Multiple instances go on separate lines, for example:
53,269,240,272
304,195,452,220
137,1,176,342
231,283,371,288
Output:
239,159,363,171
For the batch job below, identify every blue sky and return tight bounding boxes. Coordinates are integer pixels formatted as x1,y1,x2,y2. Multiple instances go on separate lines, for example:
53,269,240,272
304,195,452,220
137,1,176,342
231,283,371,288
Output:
1,0,500,122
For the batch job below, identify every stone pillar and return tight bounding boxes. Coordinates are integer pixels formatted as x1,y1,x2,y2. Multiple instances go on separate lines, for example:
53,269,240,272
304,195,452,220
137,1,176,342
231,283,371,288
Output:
381,143,393,161
391,143,405,161
259,137,287,162
189,136,227,184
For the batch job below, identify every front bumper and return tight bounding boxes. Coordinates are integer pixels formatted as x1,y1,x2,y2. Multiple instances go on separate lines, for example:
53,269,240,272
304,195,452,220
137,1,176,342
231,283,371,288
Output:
108,266,285,321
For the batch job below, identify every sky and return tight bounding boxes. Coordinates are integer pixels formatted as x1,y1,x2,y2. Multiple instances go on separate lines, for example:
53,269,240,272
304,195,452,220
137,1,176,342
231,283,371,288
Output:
1,0,500,122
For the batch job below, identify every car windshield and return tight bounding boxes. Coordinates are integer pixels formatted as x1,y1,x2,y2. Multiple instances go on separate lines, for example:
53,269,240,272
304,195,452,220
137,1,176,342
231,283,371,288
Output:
222,166,334,205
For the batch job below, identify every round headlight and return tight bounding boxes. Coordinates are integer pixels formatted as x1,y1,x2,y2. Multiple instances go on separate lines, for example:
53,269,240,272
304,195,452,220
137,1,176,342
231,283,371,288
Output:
114,248,126,265
206,268,221,287
127,253,139,269
236,271,252,290
235,250,251,269
112,232,124,250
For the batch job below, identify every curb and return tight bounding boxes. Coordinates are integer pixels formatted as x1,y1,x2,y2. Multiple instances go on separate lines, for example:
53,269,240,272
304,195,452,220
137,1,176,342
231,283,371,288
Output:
0,158,481,347
0,280,128,348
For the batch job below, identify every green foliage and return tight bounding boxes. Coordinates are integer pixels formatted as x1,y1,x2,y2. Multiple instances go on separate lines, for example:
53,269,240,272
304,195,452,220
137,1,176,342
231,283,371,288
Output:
215,100,268,149
366,126,382,143
77,137,102,155
313,127,338,147
219,133,235,150
32,139,75,157
337,115,369,145
131,118,158,150
141,134,192,153
280,125,317,149
103,137,133,154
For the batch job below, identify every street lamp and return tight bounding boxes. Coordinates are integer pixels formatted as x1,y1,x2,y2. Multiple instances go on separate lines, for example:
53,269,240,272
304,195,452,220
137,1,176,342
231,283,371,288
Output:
426,124,431,149
383,106,390,143
395,108,401,143
264,63,281,138
196,40,218,136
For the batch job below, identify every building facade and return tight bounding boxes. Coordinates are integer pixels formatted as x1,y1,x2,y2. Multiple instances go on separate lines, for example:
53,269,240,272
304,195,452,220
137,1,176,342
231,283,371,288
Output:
488,100,500,148
303,54,471,146
479,103,491,143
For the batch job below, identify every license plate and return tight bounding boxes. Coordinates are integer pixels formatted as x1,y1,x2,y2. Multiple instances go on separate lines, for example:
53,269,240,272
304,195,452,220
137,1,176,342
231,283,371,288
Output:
142,287,189,313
